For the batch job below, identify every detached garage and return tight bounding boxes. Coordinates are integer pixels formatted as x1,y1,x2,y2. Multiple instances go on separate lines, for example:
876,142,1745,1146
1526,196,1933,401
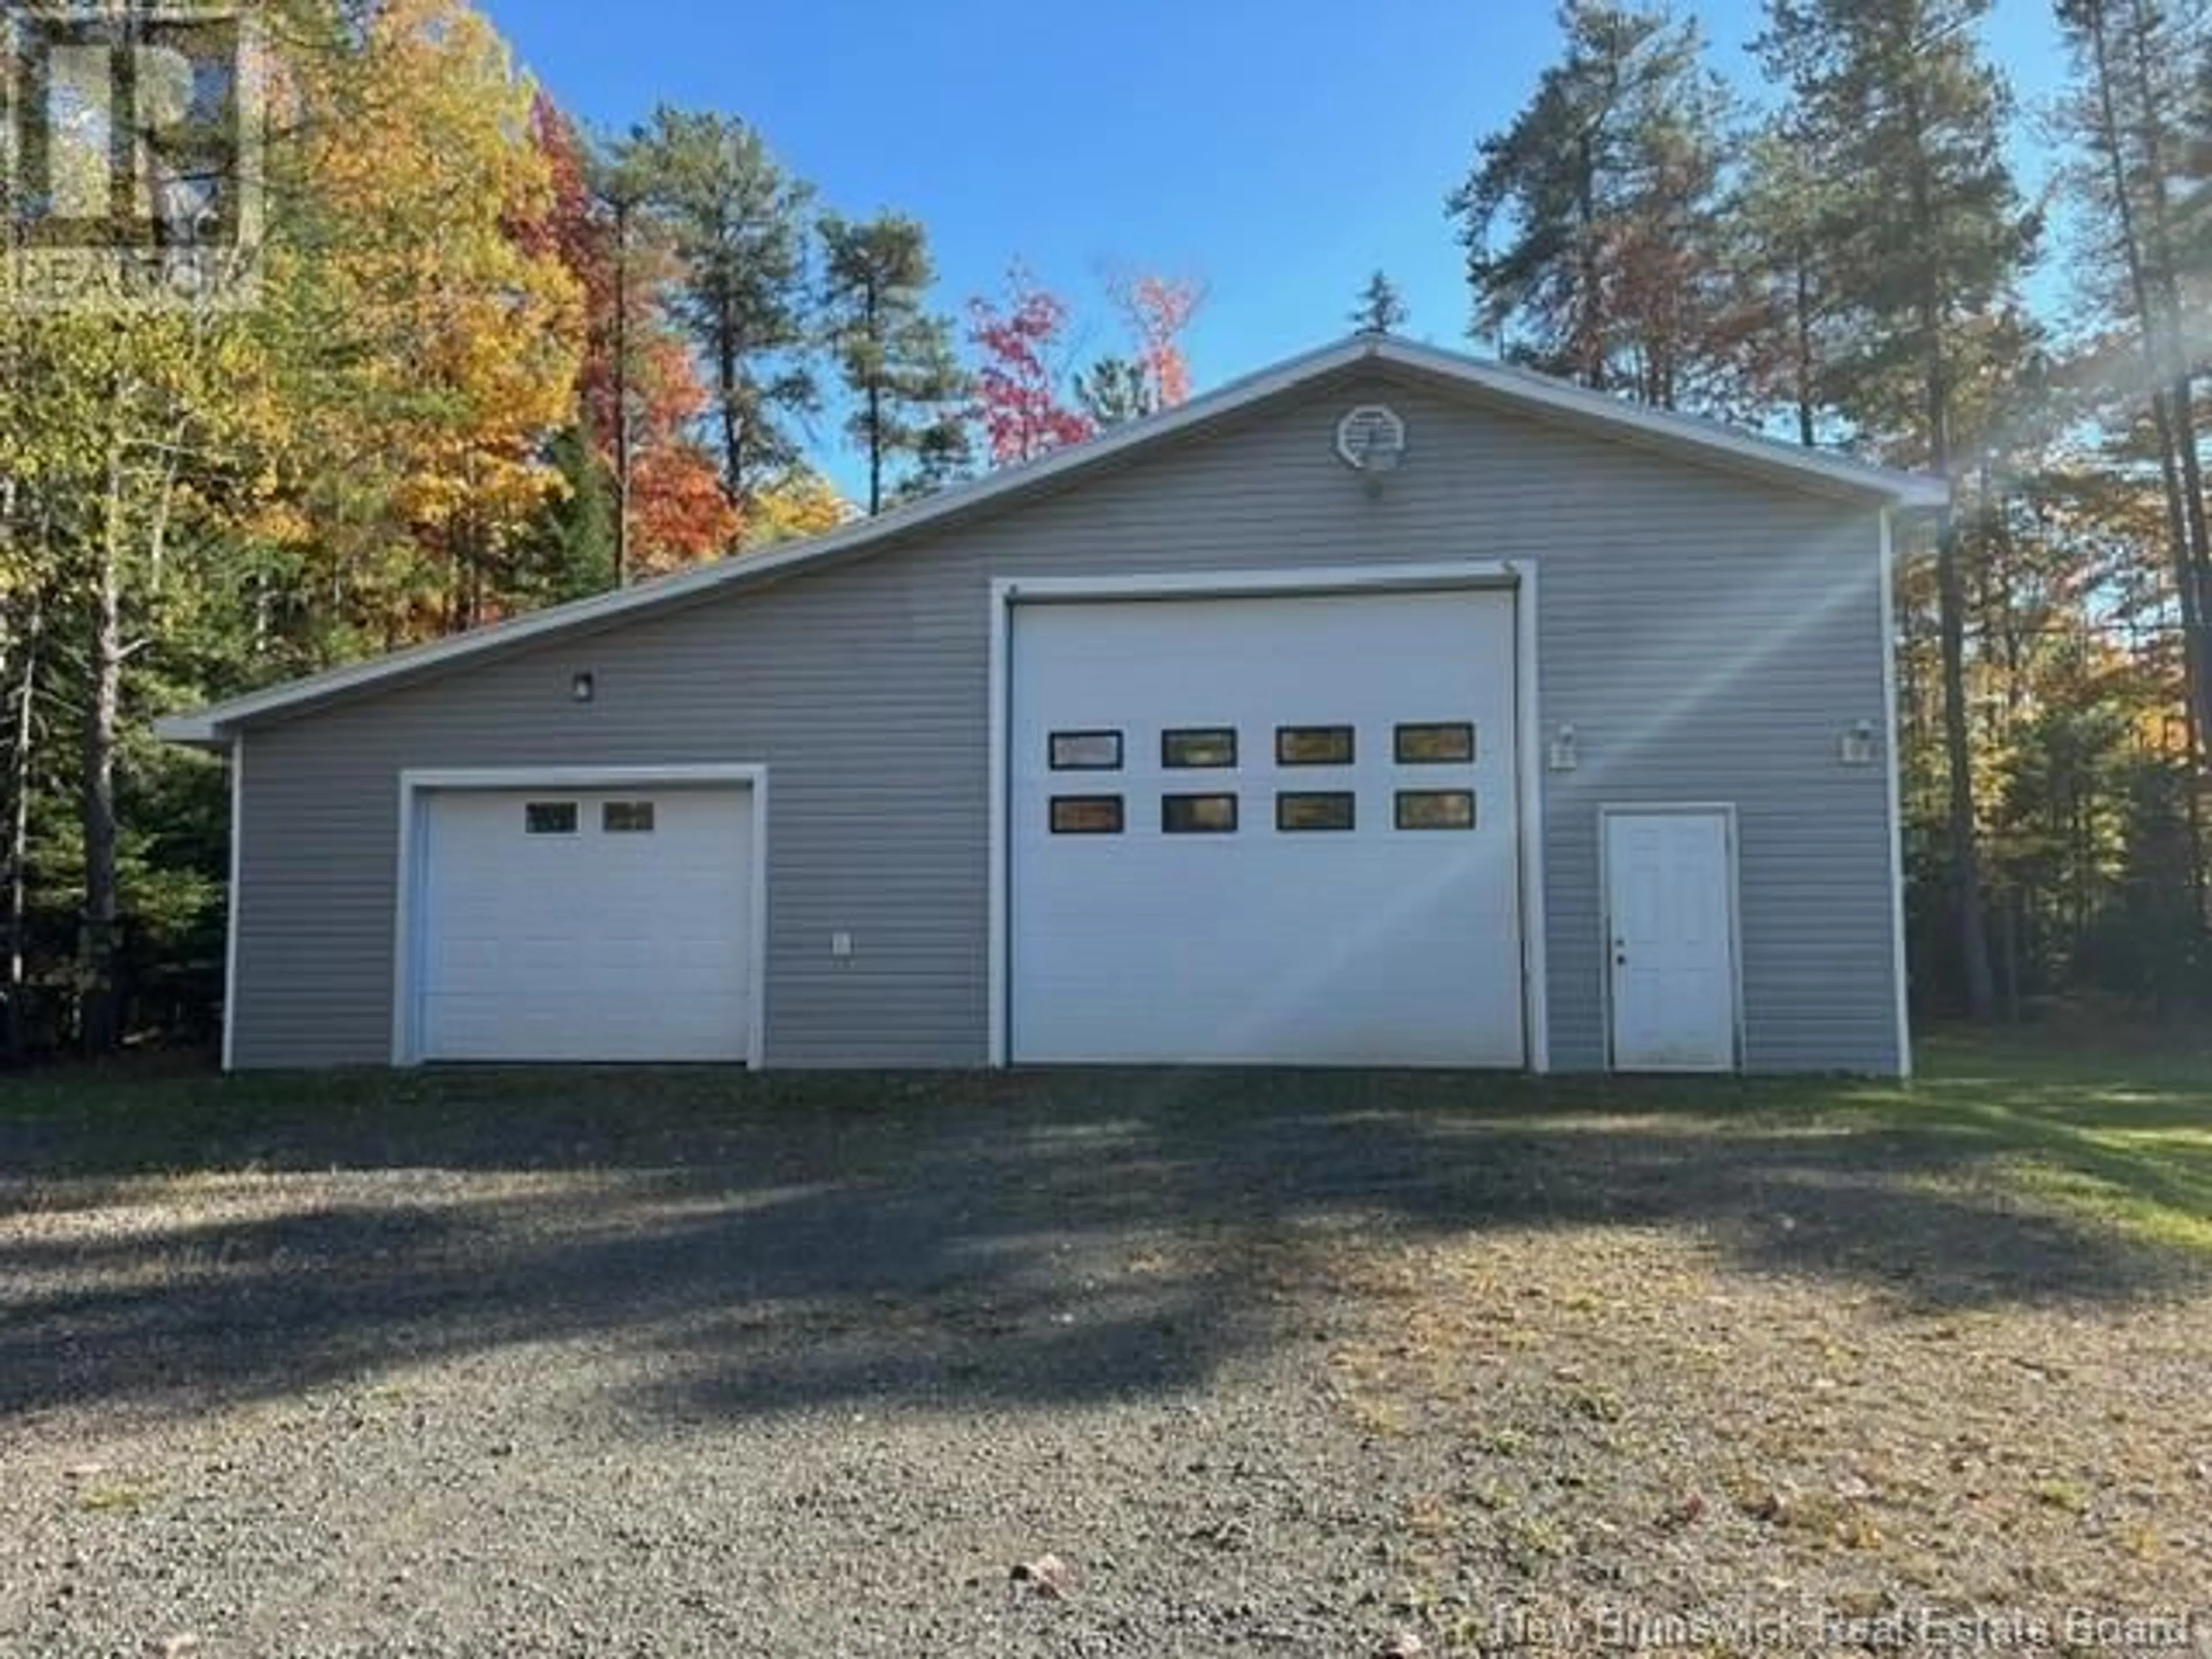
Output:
161,335,1944,1075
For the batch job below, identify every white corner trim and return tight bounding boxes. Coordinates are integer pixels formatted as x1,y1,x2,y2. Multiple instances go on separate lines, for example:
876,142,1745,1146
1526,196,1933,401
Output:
1514,561,1551,1073
986,579,1014,1067
221,733,243,1073
157,336,1944,748
1597,802,1746,1075
1879,510,1914,1079
389,764,770,1070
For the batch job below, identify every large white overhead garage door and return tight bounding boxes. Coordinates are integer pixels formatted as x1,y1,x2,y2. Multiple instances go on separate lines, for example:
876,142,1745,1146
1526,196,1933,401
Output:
414,785,755,1063
1009,586,1525,1066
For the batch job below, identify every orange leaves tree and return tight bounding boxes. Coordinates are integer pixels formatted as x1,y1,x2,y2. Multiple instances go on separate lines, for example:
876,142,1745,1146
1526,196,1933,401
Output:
528,100,736,582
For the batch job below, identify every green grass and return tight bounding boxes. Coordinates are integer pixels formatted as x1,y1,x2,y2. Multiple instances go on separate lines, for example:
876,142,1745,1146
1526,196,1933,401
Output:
4,1028,2208,1253
1840,1030,2212,1253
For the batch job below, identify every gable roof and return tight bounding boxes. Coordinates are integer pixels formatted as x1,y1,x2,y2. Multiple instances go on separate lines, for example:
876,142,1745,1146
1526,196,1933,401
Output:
159,334,1948,747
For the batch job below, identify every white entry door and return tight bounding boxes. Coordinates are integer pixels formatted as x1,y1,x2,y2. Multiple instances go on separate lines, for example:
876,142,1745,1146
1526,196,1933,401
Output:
415,786,755,1063
1604,808,1739,1072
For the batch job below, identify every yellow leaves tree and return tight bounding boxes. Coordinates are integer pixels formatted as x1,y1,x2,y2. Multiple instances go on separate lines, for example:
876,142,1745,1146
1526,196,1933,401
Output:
746,469,853,547
278,0,582,637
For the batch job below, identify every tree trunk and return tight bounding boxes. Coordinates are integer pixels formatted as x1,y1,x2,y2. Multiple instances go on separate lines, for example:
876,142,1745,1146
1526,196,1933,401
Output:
3,597,36,1066
2119,0,2212,726
79,420,127,1056
1903,70,1996,1020
717,332,744,534
865,275,885,516
1793,248,1817,448
612,196,631,588
1933,506,1996,1019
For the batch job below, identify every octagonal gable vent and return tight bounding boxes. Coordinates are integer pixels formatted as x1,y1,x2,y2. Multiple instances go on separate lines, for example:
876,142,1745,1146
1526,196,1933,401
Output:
1335,404,1407,474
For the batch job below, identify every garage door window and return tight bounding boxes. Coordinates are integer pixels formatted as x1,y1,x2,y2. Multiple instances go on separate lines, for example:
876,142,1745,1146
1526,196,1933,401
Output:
1396,790,1476,831
1396,722,1476,764
603,801,657,834
1162,793,1238,834
1051,730,1123,771
1162,728,1238,769
1051,796,1125,835
524,801,578,835
1277,792,1355,832
1277,725,1355,766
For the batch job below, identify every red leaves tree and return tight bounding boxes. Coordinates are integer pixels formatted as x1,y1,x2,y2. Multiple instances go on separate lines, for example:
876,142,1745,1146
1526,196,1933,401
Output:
967,266,1096,467
529,98,738,577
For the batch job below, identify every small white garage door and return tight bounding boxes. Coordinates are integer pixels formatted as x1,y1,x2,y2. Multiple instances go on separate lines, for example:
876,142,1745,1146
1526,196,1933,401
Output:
415,786,755,1063
1009,586,1525,1066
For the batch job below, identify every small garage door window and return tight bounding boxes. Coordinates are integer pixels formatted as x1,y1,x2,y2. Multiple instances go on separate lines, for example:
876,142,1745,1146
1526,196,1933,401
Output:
1277,791,1356,832
1396,790,1477,831
603,801,657,834
1051,796,1125,834
1396,722,1476,764
1163,793,1238,834
1051,730,1123,771
1277,725,1355,766
1162,728,1238,768
525,801,578,835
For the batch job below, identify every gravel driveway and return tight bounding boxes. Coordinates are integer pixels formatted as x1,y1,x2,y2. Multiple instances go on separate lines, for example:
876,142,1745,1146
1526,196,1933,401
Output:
2,1066,2207,1656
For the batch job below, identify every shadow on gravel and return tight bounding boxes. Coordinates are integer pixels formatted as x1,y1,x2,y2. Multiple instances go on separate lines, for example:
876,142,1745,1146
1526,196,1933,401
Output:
0,1059,2203,1426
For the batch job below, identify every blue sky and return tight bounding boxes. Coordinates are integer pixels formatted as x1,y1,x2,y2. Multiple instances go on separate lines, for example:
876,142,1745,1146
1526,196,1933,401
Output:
479,0,2074,484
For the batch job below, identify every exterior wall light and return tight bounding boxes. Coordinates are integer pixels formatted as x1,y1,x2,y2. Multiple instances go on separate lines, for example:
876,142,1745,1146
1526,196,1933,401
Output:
1840,719,1877,766
1548,723,1580,772
571,672,596,704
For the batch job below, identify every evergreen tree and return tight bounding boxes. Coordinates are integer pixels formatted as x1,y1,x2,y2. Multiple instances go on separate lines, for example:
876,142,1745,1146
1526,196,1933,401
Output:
1448,1,1738,408
2054,0,2212,762
1757,0,2039,1021
1730,123,1842,445
622,107,815,529
1351,270,1410,334
817,213,971,514
1073,356,1156,427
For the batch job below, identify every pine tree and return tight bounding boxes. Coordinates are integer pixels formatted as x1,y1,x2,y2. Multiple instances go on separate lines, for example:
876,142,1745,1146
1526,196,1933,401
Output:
2054,0,2212,766
1351,271,1409,335
1073,357,1156,427
622,107,815,529
1758,0,2039,1020
817,213,971,514
1447,1,1738,408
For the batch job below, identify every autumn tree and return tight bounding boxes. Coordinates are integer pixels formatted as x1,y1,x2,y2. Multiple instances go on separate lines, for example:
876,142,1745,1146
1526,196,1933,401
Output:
748,468,853,544
1449,1,1740,409
529,100,735,582
1113,273,1202,410
1351,271,1410,334
1758,0,2039,1020
622,108,815,527
287,0,582,634
818,212,971,513
967,266,1094,466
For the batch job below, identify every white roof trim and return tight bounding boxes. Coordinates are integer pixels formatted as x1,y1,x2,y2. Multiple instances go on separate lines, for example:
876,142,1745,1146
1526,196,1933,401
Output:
158,335,1946,747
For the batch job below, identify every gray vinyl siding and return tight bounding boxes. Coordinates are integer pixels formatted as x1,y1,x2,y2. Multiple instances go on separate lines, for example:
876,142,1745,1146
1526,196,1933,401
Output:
230,366,1902,1073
